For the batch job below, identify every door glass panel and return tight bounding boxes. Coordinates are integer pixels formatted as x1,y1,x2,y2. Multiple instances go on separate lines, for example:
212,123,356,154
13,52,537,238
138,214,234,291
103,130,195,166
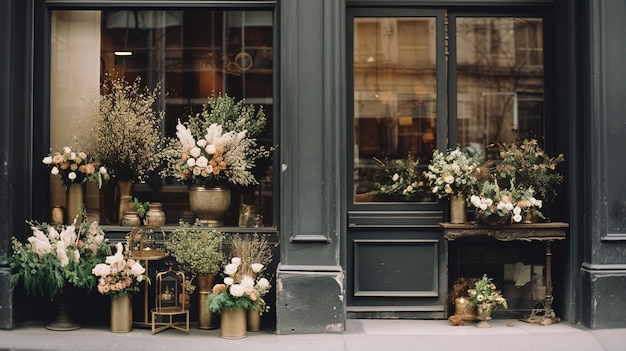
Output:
353,17,437,203
456,17,544,159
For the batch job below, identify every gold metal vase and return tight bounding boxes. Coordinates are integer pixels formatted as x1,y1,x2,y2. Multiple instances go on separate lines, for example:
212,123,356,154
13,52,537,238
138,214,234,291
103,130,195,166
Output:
117,180,134,225
220,308,247,339
188,185,231,227
247,307,262,332
65,183,84,225
197,274,218,330
449,194,467,223
110,295,133,333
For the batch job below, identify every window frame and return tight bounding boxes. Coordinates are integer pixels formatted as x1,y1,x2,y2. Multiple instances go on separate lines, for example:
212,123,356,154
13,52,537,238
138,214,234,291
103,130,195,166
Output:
33,0,280,227
346,5,555,227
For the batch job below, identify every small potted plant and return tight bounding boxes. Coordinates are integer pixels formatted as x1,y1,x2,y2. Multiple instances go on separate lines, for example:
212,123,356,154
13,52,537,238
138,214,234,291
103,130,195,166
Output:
164,220,225,329
467,274,508,327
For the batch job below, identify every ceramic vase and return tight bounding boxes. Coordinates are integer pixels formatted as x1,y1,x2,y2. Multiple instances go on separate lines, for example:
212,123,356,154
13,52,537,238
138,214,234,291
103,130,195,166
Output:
188,185,231,227
46,287,80,331
145,202,166,226
476,304,493,328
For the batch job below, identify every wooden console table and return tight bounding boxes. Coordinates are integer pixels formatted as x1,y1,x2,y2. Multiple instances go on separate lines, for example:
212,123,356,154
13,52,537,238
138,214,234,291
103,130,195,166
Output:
440,222,568,325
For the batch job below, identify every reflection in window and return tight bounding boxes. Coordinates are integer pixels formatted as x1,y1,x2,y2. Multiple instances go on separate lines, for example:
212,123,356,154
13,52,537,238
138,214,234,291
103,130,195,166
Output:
456,17,544,160
353,17,437,203
50,10,274,226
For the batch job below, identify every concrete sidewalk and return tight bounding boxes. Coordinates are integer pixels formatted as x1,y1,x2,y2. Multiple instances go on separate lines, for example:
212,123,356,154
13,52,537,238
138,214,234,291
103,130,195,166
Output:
0,319,624,351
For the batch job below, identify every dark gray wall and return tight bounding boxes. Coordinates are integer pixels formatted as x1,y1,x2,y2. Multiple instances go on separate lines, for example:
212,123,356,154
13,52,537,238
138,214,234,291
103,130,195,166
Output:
0,0,34,330
581,0,626,329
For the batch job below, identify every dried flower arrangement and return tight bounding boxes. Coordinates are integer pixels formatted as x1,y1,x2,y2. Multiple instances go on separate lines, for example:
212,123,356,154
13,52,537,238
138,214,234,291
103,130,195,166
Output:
75,73,167,183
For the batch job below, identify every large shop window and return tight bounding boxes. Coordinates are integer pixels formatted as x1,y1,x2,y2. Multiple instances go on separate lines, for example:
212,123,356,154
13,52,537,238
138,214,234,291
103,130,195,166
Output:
351,12,546,206
49,10,274,227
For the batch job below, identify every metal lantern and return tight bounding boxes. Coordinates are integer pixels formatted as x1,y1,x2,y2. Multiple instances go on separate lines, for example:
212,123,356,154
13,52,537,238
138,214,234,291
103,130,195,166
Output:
151,265,189,334
128,225,166,259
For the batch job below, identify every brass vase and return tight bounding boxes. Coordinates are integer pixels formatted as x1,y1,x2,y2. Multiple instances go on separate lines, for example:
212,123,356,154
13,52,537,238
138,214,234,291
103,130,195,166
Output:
117,180,134,225
247,307,262,332
197,274,218,330
449,194,467,223
220,308,247,339
110,295,133,333
188,185,231,227
65,183,84,225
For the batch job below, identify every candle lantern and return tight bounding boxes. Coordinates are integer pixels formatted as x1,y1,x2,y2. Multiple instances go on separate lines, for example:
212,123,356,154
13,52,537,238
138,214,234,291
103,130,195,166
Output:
455,296,478,321
151,265,189,334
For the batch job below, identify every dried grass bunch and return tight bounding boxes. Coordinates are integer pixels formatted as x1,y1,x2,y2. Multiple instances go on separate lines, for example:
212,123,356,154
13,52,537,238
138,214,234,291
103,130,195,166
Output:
228,233,275,277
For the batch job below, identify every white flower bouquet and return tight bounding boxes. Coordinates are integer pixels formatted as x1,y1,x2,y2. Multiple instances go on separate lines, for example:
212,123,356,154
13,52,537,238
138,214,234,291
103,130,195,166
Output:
424,147,480,199
470,179,544,223
207,257,271,314
6,218,108,300
42,146,109,188
92,242,146,298
161,94,273,187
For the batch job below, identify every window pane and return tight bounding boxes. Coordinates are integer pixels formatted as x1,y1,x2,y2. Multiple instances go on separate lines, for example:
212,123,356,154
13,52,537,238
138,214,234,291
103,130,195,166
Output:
353,17,437,203
50,10,274,226
456,17,544,159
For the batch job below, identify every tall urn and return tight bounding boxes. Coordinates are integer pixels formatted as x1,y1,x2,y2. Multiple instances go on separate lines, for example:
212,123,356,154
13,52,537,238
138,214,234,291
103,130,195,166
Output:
197,274,219,329
66,183,85,225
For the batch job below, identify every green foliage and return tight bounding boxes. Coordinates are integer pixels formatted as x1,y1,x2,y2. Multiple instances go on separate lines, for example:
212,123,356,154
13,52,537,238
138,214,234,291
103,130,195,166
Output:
198,93,267,137
494,139,564,203
165,221,225,275
207,290,257,313
373,154,427,199
467,274,508,310
132,197,149,220
7,218,108,300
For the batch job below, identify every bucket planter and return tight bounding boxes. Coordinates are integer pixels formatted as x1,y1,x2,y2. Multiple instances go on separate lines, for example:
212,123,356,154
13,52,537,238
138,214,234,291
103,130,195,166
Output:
220,308,247,339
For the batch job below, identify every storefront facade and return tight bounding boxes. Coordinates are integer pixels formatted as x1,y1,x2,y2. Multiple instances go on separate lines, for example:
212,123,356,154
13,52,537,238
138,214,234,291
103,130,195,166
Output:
1,0,625,333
